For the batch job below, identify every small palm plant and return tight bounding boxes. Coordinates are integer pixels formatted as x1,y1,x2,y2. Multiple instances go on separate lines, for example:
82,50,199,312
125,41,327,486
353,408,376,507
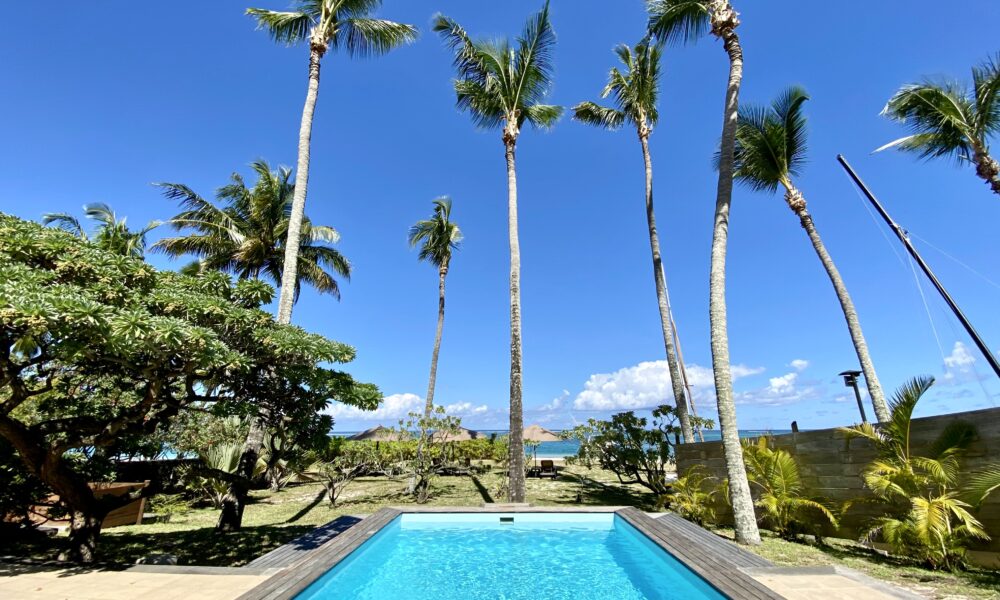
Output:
729,86,888,422
154,160,350,301
878,54,1000,196
43,203,160,258
742,437,837,540
573,40,695,444
841,377,990,570
433,2,562,503
661,466,718,526
247,0,417,324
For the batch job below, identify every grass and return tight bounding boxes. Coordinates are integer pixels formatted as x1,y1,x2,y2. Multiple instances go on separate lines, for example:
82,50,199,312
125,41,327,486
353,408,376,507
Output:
712,527,1000,600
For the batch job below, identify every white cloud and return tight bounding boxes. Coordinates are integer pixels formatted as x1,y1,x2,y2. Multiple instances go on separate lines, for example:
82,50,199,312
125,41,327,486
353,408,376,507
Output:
538,390,570,412
572,360,764,411
325,392,423,421
735,370,818,407
444,402,489,415
944,342,975,369
789,359,809,372
768,372,798,393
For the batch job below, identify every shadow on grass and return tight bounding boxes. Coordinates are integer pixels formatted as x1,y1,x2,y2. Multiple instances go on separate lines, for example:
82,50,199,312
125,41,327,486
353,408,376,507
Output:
284,487,327,524
551,472,656,510
469,474,494,504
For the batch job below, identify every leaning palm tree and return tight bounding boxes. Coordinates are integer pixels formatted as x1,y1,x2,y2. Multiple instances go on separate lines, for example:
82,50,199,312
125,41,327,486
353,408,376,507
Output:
877,54,1000,196
409,198,463,420
153,159,350,300
573,41,695,443
647,0,759,545
730,87,890,422
433,2,562,503
247,0,417,325
43,203,160,258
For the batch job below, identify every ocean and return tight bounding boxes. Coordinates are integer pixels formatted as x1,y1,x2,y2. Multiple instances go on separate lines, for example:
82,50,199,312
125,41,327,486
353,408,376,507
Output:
332,429,791,458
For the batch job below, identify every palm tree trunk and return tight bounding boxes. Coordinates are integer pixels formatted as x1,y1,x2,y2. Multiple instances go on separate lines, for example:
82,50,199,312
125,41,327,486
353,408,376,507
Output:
413,265,448,491
504,131,526,503
276,44,324,326
639,132,694,443
785,186,890,422
217,413,266,532
973,149,1000,196
709,4,761,546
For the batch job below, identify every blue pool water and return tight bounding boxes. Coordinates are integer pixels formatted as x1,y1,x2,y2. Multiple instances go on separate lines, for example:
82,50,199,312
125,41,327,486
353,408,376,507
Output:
295,513,726,600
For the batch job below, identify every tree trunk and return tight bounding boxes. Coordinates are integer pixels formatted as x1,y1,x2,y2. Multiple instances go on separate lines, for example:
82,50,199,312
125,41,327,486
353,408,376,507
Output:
504,131,526,504
708,5,761,546
413,265,448,492
973,149,1000,196
217,413,267,532
63,510,104,563
785,186,889,422
276,43,325,326
639,132,694,443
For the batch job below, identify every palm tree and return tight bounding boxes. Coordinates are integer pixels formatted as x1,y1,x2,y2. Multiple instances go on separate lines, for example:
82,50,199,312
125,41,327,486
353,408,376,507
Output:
409,198,463,420
247,0,417,325
877,54,1000,196
153,159,350,301
43,203,160,258
730,87,890,423
573,40,695,444
154,160,350,531
433,2,563,502
647,0,760,545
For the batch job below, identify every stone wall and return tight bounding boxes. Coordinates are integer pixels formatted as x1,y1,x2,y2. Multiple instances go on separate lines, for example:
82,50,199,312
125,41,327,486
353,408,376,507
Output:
675,406,1000,562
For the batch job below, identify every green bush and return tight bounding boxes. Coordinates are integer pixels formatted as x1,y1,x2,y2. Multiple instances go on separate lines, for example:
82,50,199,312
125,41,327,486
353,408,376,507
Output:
662,466,718,525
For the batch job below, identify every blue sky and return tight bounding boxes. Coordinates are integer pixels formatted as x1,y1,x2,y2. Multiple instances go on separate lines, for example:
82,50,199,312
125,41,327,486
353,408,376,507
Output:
2,1,999,432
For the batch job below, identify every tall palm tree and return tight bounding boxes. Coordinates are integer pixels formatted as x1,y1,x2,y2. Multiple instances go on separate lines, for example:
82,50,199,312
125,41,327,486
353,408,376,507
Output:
877,54,1000,196
43,203,160,258
730,87,890,423
647,0,760,545
433,2,563,503
154,159,350,301
409,198,463,420
573,41,695,443
247,0,417,325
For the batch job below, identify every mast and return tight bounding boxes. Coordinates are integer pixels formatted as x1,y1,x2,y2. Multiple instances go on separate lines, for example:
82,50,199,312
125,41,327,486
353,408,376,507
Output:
837,154,1000,380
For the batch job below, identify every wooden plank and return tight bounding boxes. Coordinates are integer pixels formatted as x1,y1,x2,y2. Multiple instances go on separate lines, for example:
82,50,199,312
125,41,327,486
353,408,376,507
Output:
245,515,363,569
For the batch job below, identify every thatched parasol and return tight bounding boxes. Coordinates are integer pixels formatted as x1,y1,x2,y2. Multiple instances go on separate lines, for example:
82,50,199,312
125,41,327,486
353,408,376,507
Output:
430,426,481,443
523,424,561,468
347,426,407,441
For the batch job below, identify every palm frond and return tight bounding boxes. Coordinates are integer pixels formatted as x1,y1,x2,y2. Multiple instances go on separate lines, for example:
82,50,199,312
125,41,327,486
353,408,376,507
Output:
879,82,976,160
246,8,313,45
646,0,710,45
41,212,86,239
523,104,563,129
338,17,418,57
972,53,1000,139
965,466,1000,507
572,102,625,130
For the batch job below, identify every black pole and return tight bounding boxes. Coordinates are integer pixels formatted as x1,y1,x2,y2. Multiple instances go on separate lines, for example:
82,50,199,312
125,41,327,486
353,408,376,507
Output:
837,155,1000,380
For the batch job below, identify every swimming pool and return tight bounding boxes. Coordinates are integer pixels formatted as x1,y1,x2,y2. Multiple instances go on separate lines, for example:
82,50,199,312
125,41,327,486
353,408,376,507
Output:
293,512,727,600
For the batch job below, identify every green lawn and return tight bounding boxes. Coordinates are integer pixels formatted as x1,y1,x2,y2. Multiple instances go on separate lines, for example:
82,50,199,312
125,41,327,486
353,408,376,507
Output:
4,467,997,600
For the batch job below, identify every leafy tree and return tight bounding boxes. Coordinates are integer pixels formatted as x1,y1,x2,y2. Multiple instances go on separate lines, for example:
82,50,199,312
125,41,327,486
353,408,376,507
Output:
662,466,718,525
0,214,377,561
842,377,989,570
593,406,678,496
878,53,1000,196
434,1,563,503
573,40,694,443
43,203,160,258
408,198,462,466
246,0,417,325
312,442,376,505
742,436,837,540
730,87,889,422
647,0,760,546
396,407,461,503
561,419,601,469
154,160,350,301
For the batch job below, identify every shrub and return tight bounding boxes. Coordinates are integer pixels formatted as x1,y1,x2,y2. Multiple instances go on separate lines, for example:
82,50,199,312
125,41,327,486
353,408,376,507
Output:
662,466,718,525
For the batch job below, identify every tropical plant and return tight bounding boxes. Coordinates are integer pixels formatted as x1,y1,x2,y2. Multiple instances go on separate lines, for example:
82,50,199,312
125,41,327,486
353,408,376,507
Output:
433,1,562,503
729,86,889,422
396,407,461,503
312,443,376,506
841,377,989,570
409,198,462,464
966,467,1000,507
662,466,718,525
573,40,694,443
647,0,759,545
561,419,601,469
188,442,266,509
43,202,160,258
0,214,378,560
246,0,417,325
593,406,678,496
154,160,350,301
877,53,1000,196
741,437,837,540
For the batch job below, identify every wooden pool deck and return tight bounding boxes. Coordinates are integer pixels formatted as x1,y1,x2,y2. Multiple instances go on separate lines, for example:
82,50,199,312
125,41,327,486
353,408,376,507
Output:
235,506,784,600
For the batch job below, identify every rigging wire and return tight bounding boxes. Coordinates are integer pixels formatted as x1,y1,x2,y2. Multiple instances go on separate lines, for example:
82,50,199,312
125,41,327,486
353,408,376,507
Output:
908,230,1000,293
